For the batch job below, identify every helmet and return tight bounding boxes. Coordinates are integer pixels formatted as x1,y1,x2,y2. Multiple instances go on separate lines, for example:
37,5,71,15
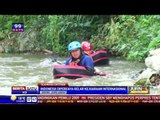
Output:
81,41,93,51
68,41,82,51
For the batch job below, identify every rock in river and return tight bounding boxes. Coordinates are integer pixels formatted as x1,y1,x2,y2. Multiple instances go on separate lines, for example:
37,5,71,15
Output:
145,56,160,72
135,48,160,86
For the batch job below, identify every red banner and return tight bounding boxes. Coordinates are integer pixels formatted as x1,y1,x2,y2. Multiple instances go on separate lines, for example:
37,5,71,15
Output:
38,83,68,87
12,86,26,91
38,95,160,104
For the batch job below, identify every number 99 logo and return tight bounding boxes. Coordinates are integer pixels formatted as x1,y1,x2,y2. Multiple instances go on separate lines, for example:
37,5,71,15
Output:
14,24,22,28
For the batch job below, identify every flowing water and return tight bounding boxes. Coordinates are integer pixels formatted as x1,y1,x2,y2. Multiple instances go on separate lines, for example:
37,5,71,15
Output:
0,54,159,95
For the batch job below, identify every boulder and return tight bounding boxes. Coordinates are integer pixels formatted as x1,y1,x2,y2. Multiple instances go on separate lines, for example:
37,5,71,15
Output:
145,56,160,72
149,74,160,86
134,68,156,85
137,68,157,80
134,48,160,86
149,48,160,56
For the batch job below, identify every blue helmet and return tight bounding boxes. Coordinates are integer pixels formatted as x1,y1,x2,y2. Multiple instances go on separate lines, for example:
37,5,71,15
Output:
68,41,82,51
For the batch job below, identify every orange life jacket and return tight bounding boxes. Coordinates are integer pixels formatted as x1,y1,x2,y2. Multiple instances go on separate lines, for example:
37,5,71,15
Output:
69,59,80,66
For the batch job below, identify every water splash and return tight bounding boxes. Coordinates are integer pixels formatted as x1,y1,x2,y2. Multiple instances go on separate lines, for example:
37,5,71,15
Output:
0,54,160,95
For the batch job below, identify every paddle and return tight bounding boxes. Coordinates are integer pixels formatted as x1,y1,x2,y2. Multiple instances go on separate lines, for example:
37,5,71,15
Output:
52,58,108,76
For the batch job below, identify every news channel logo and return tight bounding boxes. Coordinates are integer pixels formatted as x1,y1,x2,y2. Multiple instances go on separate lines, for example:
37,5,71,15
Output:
12,23,24,32
26,86,38,91
129,86,149,94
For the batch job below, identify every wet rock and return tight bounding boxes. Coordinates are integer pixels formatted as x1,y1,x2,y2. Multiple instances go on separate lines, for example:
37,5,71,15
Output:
137,68,157,80
149,48,160,56
145,56,160,72
134,78,148,85
135,48,160,86
149,74,160,86
134,68,157,86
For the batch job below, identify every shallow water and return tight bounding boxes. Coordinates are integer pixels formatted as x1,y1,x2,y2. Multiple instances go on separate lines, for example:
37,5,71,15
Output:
0,54,158,95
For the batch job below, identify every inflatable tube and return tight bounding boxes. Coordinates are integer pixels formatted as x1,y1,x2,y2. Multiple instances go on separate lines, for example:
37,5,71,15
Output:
53,65,94,79
90,50,109,66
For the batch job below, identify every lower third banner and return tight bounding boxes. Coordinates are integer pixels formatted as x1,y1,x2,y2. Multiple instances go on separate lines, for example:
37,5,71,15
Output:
39,86,128,94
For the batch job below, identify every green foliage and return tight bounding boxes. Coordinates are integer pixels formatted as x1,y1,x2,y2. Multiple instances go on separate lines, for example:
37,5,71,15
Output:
92,15,160,61
1,15,160,62
5,45,15,53
40,15,108,56
0,15,108,55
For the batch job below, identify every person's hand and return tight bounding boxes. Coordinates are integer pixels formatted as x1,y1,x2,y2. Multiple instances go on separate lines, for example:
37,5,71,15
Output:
69,59,80,66
69,62,77,66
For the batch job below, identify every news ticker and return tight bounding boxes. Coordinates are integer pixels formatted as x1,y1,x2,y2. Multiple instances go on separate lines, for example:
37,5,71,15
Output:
11,84,150,95
1,95,160,104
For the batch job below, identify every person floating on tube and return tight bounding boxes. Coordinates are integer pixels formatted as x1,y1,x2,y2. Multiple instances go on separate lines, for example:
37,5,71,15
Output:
81,40,101,74
81,40,94,56
65,41,95,75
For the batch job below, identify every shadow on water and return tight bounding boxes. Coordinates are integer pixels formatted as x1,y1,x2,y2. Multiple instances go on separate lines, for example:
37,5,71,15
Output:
0,54,159,95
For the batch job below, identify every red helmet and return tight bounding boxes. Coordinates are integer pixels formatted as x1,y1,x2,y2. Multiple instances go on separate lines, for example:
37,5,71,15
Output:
81,41,93,51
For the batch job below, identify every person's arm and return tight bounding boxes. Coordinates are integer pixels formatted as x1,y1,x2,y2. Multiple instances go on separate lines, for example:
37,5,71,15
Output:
65,58,70,65
83,56,95,75
85,67,95,74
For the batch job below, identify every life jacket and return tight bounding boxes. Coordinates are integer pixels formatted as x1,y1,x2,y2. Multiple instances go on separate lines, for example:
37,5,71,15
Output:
69,59,80,66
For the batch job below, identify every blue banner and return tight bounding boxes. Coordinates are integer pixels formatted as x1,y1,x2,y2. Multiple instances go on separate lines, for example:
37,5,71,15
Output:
12,90,38,94
39,86,128,94
0,96,38,104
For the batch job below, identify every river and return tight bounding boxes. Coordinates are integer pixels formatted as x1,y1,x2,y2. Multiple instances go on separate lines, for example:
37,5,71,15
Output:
0,54,159,95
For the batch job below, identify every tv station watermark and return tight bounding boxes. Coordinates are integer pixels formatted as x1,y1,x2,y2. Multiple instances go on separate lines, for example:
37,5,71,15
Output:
128,86,150,94
12,23,24,32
